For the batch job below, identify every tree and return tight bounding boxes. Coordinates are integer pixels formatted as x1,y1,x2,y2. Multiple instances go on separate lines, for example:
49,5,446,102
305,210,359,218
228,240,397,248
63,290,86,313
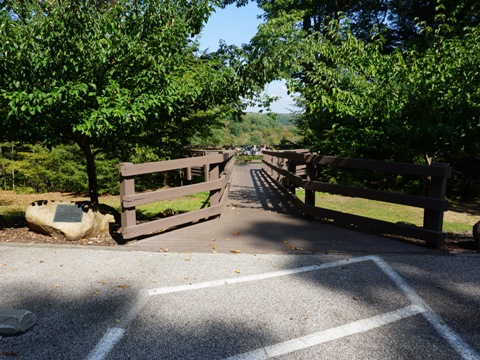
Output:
1,0,250,204
222,0,480,196
231,1,480,159
225,0,480,48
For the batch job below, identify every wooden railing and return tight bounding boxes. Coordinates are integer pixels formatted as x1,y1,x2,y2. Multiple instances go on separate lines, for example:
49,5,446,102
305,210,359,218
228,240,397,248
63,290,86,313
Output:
119,150,235,240
262,150,452,248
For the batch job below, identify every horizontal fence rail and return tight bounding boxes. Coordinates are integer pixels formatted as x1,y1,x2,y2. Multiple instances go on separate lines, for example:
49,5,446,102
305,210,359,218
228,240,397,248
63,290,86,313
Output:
119,150,235,240
262,150,452,248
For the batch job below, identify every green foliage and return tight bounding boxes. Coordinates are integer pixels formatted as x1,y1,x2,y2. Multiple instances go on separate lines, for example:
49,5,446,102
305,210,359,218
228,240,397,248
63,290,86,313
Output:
0,0,254,203
239,1,480,197
0,141,200,195
0,142,120,194
235,154,263,164
294,16,480,165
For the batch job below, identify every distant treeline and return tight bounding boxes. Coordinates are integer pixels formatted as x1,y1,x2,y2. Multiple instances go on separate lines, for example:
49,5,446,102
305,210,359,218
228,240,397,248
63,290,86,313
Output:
190,112,301,147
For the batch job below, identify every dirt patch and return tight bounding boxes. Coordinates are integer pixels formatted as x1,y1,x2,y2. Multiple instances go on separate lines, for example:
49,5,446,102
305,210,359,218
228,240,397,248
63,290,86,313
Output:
442,231,479,253
0,227,119,247
0,191,91,209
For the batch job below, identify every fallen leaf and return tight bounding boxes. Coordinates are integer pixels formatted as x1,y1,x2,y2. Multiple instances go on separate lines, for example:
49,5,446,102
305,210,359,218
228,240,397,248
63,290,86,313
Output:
117,284,130,289
232,232,241,236
235,270,241,273
159,248,169,252
230,249,241,253
93,290,100,295
115,319,121,323
352,296,359,301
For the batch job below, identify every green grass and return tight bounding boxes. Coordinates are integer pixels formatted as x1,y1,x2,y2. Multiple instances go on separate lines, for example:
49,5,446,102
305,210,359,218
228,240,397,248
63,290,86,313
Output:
90,192,210,219
442,221,472,232
296,190,479,232
136,192,209,219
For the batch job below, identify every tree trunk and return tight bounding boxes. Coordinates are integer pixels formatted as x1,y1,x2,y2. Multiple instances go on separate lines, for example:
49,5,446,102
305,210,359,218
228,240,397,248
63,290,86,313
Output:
74,133,99,205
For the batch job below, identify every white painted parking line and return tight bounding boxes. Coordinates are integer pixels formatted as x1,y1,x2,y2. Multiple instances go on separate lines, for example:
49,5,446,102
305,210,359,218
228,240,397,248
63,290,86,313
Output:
224,305,425,360
148,256,370,296
85,291,150,360
85,255,480,360
86,327,125,360
371,257,480,360
223,256,480,360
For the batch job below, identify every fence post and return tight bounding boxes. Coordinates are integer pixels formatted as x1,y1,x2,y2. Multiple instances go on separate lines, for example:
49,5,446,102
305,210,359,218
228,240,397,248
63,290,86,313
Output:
209,163,220,206
287,159,296,195
269,154,274,176
305,161,316,207
423,163,450,247
203,163,209,182
119,162,136,233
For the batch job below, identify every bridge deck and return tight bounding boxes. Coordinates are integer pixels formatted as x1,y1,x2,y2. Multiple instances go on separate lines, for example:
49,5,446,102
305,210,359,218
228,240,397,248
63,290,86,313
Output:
125,164,437,254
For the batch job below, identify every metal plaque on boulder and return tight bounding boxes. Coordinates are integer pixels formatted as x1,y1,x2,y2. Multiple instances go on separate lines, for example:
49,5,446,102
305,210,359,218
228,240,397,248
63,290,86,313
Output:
53,204,84,223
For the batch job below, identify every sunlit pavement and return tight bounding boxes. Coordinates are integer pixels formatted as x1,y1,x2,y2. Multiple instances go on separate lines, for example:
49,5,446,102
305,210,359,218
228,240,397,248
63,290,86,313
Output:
1,245,479,359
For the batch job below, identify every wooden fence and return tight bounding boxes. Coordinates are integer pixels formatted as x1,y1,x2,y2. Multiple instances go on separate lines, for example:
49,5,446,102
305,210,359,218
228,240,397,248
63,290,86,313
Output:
262,150,452,248
119,150,235,240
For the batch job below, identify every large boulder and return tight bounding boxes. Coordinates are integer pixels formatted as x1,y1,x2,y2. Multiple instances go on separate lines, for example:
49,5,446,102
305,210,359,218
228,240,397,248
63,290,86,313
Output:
25,200,118,241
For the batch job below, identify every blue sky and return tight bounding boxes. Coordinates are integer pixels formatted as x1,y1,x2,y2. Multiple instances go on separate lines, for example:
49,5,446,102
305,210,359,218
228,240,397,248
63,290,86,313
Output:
197,3,301,114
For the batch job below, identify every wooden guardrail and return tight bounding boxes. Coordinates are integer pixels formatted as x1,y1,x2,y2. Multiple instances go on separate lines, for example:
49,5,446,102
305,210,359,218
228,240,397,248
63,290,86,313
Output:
119,150,235,240
262,150,452,248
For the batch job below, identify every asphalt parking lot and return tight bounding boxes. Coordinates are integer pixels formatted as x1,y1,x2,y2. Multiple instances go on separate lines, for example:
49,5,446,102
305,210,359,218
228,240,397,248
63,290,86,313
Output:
1,244,479,359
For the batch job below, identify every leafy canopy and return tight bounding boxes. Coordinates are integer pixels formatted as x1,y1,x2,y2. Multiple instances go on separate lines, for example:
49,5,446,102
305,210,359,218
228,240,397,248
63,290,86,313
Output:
233,1,480,165
1,0,257,202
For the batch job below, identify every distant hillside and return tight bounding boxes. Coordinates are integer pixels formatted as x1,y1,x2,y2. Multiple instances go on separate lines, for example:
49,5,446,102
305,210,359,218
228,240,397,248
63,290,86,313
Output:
192,112,302,147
